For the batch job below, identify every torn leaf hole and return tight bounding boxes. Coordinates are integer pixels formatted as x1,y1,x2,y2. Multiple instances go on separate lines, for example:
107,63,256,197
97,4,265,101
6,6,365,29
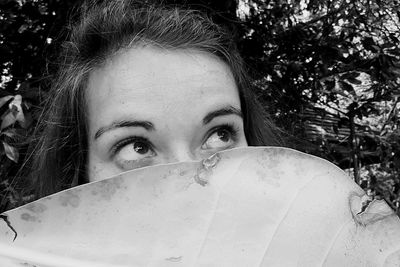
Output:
357,198,373,215
0,214,17,241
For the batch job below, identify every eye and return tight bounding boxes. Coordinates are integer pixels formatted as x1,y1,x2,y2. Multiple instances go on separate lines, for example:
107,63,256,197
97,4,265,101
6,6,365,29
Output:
112,137,156,163
202,125,238,150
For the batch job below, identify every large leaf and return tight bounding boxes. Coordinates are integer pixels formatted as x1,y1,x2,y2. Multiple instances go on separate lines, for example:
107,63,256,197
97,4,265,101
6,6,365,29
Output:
0,147,399,266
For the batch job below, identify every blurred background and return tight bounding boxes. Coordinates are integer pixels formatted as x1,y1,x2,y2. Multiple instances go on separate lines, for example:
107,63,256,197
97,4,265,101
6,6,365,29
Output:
0,0,399,214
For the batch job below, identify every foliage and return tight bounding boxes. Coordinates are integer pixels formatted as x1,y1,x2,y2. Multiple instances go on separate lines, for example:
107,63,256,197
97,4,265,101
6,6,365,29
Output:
0,0,79,211
236,0,400,214
0,0,399,215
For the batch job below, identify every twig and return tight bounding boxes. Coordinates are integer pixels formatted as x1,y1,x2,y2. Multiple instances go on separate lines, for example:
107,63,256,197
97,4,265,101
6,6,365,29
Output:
380,97,399,133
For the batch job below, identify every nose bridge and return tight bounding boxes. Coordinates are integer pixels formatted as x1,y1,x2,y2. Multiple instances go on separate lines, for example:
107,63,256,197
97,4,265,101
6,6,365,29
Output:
165,142,197,163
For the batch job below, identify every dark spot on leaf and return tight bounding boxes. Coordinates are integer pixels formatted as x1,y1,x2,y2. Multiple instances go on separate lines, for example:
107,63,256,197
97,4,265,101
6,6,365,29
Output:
59,191,80,208
25,203,47,213
21,213,37,222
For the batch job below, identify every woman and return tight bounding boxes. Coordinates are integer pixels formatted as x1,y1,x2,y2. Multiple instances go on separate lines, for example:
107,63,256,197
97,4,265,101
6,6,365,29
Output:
25,0,282,198
8,3,400,264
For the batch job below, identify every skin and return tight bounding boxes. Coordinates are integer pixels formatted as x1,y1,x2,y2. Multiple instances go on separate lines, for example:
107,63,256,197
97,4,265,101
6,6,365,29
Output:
86,46,248,181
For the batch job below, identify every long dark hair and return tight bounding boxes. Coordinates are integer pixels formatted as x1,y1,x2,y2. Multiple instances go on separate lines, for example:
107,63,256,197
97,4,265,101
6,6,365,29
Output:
23,0,283,198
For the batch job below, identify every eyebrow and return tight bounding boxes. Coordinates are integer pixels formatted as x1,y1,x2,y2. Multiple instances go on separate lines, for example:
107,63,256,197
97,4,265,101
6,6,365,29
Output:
94,120,154,140
203,106,243,125
94,105,242,140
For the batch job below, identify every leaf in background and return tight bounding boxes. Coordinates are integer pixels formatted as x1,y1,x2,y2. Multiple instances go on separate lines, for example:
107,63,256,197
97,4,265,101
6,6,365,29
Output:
339,72,362,85
2,141,18,163
0,111,17,130
8,95,26,128
340,71,360,80
347,77,362,85
1,129,16,139
0,96,13,110
339,81,356,95
0,95,27,130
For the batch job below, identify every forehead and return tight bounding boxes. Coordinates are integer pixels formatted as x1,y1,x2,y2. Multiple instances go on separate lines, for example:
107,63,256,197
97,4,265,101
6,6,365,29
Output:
86,46,241,132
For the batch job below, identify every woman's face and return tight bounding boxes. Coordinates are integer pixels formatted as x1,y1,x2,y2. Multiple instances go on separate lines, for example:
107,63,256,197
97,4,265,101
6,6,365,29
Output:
86,46,248,181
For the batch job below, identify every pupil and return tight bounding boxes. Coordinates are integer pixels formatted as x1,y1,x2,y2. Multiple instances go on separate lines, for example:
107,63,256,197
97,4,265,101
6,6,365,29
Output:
217,130,230,142
133,142,148,154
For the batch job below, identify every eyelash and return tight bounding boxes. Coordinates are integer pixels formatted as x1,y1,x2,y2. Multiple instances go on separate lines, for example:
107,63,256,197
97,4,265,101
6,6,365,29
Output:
110,123,240,157
110,136,152,156
204,123,239,145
